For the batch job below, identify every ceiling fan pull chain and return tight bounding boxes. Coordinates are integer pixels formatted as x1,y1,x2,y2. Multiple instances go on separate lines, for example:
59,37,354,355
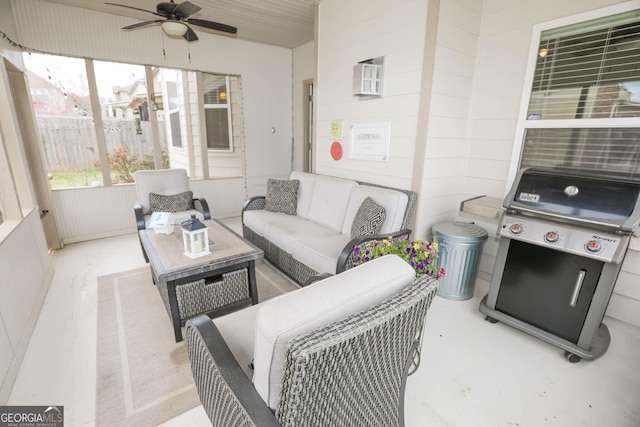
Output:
162,31,166,60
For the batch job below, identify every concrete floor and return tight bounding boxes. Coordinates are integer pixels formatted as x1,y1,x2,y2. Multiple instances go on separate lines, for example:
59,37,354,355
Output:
8,217,640,426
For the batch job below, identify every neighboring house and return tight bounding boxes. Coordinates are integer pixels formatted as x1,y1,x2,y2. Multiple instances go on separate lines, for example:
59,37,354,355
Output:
26,70,84,116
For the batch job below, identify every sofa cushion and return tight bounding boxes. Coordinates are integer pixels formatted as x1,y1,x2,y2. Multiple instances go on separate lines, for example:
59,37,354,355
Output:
307,175,358,232
342,185,409,236
252,254,416,409
289,171,317,219
292,234,353,275
149,190,193,213
264,218,337,254
244,209,326,239
264,178,299,215
350,196,386,238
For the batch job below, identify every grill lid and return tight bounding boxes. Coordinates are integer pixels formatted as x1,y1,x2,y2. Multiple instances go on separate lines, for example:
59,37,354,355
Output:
504,167,640,232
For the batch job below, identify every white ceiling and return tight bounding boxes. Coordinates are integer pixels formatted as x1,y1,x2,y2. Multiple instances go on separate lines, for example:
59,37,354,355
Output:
40,0,317,49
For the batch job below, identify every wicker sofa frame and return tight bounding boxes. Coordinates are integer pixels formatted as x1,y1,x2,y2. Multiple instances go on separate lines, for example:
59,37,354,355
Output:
186,274,438,427
241,180,417,286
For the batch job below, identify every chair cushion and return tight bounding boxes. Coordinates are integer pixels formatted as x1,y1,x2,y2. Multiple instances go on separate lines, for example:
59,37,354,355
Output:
264,179,299,215
252,254,415,409
149,191,193,213
350,196,386,238
213,303,263,380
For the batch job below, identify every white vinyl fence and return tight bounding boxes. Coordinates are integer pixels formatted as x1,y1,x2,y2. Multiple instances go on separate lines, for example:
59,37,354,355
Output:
38,117,165,171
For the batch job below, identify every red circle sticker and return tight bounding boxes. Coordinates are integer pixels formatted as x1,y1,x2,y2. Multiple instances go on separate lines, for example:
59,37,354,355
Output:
330,141,343,161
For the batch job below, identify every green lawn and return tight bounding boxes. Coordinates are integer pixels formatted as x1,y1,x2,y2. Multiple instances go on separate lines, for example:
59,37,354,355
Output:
49,169,132,188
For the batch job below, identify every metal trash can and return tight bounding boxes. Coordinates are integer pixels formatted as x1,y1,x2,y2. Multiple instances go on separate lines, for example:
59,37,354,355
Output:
432,221,488,301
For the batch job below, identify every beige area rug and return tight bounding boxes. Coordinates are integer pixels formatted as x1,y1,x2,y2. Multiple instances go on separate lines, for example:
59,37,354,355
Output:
96,259,298,426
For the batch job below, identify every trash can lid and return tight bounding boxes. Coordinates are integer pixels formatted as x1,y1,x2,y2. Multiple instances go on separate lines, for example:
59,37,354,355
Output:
432,221,488,243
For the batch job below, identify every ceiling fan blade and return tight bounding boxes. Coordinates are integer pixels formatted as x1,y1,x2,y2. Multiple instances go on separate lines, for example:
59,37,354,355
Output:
186,18,237,35
175,1,201,19
183,25,199,42
122,20,163,30
104,2,162,17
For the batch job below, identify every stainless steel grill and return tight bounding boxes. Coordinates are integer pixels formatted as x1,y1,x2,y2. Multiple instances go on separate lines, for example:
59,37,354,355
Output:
480,166,640,362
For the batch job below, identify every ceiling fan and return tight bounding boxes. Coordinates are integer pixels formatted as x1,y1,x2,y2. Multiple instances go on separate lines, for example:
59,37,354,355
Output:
105,1,238,42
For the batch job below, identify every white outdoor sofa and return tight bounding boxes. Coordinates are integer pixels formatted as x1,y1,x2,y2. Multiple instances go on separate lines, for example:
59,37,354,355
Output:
241,171,417,286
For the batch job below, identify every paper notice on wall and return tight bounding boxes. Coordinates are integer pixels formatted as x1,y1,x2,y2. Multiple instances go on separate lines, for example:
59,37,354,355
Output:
349,122,391,161
330,120,344,140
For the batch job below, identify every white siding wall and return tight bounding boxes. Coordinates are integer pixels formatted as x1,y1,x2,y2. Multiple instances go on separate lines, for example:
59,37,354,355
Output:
0,210,52,403
315,0,428,189
50,185,137,243
416,0,483,239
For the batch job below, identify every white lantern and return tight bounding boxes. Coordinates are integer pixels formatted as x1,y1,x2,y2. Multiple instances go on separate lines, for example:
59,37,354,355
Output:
181,215,210,258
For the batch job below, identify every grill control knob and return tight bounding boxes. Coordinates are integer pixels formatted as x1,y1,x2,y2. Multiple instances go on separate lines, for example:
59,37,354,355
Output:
545,231,559,243
585,240,602,253
509,224,523,235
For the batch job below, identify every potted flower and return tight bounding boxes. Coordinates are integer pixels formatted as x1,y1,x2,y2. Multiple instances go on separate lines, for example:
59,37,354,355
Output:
352,236,445,279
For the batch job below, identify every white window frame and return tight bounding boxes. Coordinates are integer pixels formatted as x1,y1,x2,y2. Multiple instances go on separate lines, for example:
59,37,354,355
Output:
509,2,640,185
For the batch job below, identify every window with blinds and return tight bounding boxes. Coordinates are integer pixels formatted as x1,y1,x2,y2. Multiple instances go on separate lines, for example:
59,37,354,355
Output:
527,9,640,120
203,73,232,151
519,8,640,178
521,127,640,176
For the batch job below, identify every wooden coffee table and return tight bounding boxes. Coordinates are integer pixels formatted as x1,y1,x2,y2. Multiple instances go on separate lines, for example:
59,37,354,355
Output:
139,219,264,342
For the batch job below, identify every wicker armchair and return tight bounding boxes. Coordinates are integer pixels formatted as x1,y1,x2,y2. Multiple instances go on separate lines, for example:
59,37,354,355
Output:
133,168,210,262
186,255,438,427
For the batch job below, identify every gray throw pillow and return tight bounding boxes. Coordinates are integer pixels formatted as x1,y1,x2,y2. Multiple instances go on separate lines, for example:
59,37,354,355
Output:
149,191,193,213
264,179,299,215
351,197,386,238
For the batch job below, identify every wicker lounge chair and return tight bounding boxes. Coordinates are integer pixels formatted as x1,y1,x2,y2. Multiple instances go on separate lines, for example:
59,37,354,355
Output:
186,255,439,426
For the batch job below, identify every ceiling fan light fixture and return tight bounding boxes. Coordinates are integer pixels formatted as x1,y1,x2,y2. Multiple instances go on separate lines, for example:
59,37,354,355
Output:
161,21,188,37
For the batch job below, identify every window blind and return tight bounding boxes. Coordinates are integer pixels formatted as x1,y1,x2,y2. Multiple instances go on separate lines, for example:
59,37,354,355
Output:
527,9,640,120
203,74,228,105
520,127,640,178
205,109,230,150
